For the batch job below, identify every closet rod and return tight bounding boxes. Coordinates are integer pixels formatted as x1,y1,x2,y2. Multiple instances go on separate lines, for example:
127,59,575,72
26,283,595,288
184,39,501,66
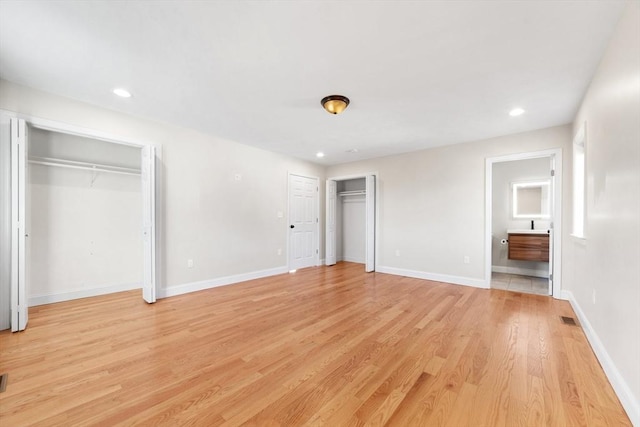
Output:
338,190,366,197
28,156,141,176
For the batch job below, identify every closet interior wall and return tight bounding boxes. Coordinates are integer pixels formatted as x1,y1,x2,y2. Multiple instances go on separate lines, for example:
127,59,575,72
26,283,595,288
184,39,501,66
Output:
336,178,366,264
28,128,143,304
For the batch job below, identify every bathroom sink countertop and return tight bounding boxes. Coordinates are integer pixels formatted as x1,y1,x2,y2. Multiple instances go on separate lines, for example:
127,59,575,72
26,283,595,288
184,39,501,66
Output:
507,229,550,235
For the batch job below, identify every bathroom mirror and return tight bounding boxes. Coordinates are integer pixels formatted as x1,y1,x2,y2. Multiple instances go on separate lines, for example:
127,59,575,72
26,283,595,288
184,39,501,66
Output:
512,180,550,218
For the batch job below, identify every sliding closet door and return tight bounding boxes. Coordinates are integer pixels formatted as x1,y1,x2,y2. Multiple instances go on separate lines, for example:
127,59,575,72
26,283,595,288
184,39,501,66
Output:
10,118,28,331
141,145,156,303
365,175,376,272
325,180,337,266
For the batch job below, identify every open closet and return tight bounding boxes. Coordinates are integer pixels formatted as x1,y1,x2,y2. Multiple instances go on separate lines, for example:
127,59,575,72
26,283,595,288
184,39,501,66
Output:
1,115,157,332
29,128,143,304
326,175,376,272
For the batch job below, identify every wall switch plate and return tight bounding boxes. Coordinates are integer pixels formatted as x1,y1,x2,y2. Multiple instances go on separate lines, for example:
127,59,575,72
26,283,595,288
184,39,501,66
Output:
395,249,400,257
187,259,194,268
277,248,282,255
464,256,470,264
277,211,283,218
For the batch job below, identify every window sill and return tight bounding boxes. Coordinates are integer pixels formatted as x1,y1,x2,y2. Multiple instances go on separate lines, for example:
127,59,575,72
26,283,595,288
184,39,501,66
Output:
570,234,587,246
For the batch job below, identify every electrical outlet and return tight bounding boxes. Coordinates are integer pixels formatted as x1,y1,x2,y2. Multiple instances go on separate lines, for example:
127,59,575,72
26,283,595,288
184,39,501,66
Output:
395,249,400,257
187,259,194,268
464,256,470,264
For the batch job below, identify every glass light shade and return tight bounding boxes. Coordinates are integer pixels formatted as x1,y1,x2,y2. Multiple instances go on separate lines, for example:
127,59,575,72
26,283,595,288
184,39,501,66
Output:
321,95,349,114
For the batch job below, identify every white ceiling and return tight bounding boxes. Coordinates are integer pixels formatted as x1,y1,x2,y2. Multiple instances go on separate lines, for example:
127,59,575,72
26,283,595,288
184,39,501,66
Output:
0,1,625,165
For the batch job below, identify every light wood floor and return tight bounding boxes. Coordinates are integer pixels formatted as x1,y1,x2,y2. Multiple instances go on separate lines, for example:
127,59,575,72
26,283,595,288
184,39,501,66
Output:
0,262,630,426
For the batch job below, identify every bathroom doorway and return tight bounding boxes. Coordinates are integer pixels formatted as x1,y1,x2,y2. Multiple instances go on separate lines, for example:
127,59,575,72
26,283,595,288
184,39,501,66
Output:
485,149,563,297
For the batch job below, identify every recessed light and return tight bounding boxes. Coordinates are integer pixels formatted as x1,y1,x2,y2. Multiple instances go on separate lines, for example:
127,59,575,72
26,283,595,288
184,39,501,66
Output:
113,88,132,98
316,152,325,158
509,108,525,117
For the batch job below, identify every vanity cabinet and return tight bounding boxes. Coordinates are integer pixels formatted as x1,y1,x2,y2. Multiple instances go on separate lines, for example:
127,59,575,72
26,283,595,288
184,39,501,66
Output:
508,233,549,262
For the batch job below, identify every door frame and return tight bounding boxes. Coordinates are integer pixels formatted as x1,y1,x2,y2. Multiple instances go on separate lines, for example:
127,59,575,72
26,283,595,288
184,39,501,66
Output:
485,149,563,298
287,173,320,271
0,109,162,310
326,172,379,272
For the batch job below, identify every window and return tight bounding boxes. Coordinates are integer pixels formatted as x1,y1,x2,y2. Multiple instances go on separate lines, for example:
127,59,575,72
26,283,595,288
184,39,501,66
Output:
573,123,586,237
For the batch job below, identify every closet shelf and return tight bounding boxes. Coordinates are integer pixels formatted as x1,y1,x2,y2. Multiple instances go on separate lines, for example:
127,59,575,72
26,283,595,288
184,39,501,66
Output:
28,156,141,176
338,190,366,197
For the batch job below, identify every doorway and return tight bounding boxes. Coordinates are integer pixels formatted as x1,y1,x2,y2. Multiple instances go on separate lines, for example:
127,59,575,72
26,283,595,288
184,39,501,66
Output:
485,149,562,297
326,174,376,272
287,173,320,271
1,114,158,332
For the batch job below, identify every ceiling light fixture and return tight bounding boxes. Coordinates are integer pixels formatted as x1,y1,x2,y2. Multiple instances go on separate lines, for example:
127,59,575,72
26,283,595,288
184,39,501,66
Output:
509,107,525,117
113,88,132,98
316,152,325,158
321,95,350,115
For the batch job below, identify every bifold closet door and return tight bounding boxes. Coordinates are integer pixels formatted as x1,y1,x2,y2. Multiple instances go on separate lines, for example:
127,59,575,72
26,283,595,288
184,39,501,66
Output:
325,180,337,266
365,175,375,272
10,118,28,331
141,145,156,303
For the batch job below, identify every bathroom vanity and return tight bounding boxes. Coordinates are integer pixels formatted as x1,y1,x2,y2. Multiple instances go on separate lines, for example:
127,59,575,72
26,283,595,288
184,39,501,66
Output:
507,230,550,262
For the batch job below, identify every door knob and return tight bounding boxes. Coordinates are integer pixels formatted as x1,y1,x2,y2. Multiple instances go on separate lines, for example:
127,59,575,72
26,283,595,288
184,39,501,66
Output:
290,225,295,229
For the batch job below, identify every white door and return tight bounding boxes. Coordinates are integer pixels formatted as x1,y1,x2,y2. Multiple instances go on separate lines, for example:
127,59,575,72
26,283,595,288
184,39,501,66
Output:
548,156,555,296
10,118,28,331
325,180,337,266
288,174,318,270
141,145,156,303
365,175,376,272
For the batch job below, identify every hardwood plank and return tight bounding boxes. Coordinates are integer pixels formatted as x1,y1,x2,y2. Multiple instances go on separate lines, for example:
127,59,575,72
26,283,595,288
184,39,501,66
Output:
0,262,631,426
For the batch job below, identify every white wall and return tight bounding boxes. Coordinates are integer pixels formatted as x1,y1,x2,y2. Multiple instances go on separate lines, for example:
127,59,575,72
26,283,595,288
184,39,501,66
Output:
566,3,640,424
336,178,366,264
327,125,571,287
492,157,550,276
29,127,141,168
28,128,142,304
0,80,325,299
341,196,366,263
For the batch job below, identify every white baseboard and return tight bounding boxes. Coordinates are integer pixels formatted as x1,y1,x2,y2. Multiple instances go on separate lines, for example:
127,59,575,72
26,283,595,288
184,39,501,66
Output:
29,282,142,307
492,265,548,278
564,290,639,426
159,266,288,298
376,266,487,289
340,256,365,264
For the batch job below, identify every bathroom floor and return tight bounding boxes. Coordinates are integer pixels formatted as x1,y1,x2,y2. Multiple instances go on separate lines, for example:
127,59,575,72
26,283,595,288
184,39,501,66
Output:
491,272,549,296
